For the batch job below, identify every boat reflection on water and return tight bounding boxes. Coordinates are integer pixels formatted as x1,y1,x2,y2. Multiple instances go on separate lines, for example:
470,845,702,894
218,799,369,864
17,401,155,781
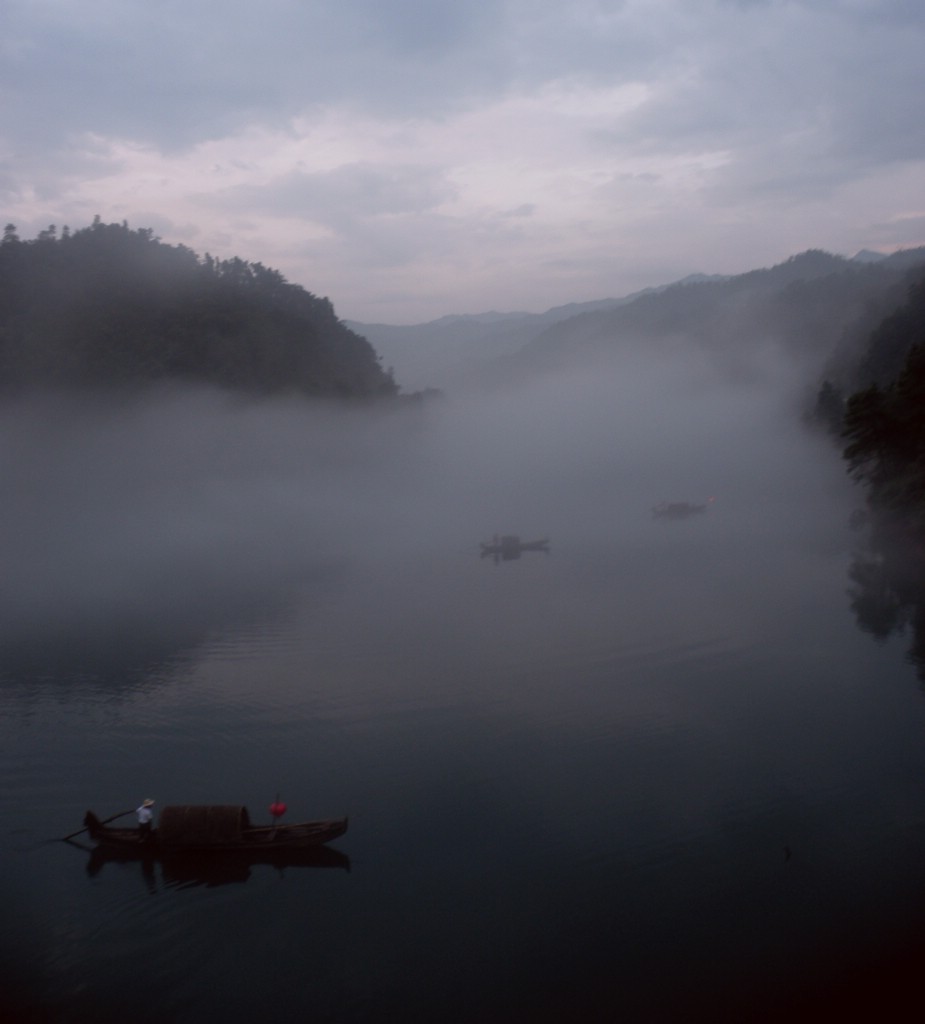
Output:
69,839,350,889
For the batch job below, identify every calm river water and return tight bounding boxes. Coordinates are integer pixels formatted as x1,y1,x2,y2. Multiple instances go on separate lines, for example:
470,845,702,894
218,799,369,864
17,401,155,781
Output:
4,353,925,1022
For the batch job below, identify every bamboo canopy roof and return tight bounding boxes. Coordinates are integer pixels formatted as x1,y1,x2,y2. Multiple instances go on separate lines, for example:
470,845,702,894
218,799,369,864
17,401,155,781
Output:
157,805,252,846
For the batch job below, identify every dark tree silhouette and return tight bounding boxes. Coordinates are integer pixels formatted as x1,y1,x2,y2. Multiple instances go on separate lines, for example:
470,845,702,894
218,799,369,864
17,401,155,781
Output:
840,272,925,680
0,219,397,400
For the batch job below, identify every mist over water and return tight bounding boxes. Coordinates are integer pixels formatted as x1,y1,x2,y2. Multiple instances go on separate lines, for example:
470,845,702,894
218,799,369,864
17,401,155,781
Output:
4,341,925,1021
0,349,807,671
0,340,846,665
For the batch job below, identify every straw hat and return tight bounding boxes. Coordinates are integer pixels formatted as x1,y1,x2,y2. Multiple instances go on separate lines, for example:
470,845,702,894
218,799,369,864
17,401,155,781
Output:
142,798,155,807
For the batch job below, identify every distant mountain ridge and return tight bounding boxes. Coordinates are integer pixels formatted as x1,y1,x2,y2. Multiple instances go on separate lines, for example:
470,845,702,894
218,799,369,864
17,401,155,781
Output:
350,249,925,392
346,274,729,390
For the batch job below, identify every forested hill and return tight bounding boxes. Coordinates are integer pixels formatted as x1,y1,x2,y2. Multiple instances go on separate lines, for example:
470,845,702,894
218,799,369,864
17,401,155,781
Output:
841,270,925,523
834,269,925,675
0,220,397,399
521,248,925,374
352,250,925,392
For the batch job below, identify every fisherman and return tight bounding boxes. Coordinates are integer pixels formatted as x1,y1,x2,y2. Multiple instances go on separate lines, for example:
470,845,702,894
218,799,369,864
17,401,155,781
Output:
136,798,155,842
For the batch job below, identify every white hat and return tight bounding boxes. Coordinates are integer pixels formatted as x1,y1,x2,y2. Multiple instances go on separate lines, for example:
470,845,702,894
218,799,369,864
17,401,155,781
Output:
142,798,155,807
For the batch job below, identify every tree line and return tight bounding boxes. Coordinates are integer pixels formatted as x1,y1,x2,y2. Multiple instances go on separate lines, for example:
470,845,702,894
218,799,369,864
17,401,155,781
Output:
821,266,925,678
838,270,925,526
0,219,397,399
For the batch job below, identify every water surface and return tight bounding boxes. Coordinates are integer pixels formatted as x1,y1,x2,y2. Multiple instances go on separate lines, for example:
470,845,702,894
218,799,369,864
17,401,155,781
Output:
4,358,925,1021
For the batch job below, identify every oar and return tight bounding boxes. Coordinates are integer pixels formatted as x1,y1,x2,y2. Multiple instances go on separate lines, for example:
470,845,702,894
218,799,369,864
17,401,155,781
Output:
61,808,134,842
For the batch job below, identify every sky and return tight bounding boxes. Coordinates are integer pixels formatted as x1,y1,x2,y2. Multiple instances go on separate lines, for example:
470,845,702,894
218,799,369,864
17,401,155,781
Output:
2,0,924,324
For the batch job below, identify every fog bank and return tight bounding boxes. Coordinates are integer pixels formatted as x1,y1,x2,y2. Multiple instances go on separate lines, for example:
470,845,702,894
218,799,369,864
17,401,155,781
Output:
0,341,855,680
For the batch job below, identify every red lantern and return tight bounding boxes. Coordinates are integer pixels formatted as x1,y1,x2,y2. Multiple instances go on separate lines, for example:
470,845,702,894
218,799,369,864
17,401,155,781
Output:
269,801,287,820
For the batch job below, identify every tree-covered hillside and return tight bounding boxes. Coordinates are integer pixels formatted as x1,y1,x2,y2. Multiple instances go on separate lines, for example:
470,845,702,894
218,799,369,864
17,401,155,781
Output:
523,249,925,375
842,271,925,524
835,270,925,679
0,220,397,399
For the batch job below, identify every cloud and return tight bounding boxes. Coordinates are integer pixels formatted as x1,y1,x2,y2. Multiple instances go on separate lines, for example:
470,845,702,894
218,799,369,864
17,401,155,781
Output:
864,212,925,247
206,163,457,228
1,0,513,153
2,0,924,321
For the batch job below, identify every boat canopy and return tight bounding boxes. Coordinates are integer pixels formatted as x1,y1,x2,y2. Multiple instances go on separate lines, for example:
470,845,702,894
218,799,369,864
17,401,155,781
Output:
158,805,252,847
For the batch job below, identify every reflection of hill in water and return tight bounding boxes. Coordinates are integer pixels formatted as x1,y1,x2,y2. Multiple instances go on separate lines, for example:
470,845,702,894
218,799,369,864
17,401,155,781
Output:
848,511,925,681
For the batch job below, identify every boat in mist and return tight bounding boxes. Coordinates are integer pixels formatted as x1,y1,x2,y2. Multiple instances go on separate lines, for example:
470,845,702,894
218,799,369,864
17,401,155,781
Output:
480,535,550,561
650,498,715,520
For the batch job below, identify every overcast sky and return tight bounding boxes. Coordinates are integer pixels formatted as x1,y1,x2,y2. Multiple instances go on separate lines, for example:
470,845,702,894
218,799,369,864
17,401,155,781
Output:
2,1,924,323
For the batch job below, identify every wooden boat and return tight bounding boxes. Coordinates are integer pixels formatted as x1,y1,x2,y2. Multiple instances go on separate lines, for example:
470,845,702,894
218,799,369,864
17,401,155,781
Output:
480,534,550,560
76,839,351,884
82,806,348,853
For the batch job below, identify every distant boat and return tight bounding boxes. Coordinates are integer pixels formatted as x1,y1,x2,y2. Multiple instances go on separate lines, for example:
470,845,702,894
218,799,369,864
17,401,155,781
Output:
81,806,348,853
651,498,715,521
480,534,550,561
